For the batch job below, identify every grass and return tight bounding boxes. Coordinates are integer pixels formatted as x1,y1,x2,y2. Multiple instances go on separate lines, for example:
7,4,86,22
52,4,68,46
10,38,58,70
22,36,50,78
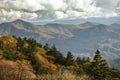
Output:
36,70,91,80
34,52,57,70
0,60,36,80
0,67,91,80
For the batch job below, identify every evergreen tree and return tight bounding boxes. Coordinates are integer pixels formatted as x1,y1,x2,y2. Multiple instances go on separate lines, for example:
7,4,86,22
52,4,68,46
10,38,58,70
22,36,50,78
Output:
46,49,65,65
51,44,57,51
86,57,90,62
76,56,82,66
0,41,4,50
82,57,86,62
90,50,111,80
43,43,50,51
76,56,86,76
65,51,74,66
46,44,65,65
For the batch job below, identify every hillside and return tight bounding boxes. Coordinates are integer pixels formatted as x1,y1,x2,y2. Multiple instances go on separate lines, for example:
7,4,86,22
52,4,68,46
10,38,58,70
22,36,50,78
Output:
0,20,120,70
0,36,56,71
0,35,120,80
0,36,59,79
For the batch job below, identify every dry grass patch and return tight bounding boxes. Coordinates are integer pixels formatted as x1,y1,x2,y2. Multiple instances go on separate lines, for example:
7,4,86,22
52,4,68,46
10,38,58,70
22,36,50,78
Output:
36,70,91,80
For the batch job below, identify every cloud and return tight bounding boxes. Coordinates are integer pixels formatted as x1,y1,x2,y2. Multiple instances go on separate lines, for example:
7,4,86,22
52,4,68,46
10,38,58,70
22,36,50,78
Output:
0,0,120,22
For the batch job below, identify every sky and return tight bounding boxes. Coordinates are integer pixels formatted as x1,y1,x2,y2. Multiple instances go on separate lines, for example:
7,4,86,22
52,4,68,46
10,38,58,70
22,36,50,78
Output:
0,0,120,23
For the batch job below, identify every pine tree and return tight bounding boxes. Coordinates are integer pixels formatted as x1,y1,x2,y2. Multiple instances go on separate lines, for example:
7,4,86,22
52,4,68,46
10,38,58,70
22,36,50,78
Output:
76,56,82,66
65,51,74,66
0,41,4,50
90,50,111,80
51,44,57,51
46,44,65,65
43,43,50,51
76,56,86,76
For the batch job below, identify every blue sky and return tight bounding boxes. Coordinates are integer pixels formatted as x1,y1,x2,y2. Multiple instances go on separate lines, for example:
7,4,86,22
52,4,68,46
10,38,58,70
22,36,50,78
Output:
0,0,120,23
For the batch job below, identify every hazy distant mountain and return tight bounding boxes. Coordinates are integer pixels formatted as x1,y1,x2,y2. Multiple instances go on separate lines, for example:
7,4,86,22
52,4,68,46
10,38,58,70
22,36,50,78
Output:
0,20,120,69
111,23,120,29
0,20,74,42
42,17,120,25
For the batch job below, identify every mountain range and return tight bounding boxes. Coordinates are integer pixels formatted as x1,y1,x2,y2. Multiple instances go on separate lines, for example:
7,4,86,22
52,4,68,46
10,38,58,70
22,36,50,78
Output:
0,19,120,69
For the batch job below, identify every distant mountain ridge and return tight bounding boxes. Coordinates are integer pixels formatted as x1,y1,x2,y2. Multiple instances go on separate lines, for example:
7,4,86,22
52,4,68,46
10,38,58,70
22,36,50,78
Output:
0,20,120,69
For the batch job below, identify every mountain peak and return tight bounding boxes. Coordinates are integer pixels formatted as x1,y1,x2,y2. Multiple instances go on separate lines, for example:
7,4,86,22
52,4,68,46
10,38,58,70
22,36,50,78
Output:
45,23,63,26
13,19,25,23
110,23,120,29
12,19,31,25
111,23,120,26
83,21,100,25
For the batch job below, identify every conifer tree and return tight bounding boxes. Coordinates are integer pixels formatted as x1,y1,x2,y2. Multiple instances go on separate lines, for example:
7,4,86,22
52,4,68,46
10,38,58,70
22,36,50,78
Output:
76,56,82,65
51,44,57,51
90,50,111,80
43,43,50,51
0,41,4,50
46,44,65,65
65,51,74,66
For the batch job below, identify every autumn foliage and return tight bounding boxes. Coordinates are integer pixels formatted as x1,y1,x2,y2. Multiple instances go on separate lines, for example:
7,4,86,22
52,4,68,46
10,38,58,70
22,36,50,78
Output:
0,35,119,80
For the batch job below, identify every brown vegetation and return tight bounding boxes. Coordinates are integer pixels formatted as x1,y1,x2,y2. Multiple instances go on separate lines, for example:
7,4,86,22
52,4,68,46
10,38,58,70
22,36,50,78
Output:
0,35,119,80
0,35,17,46
36,70,90,80
0,59,36,80
34,52,57,71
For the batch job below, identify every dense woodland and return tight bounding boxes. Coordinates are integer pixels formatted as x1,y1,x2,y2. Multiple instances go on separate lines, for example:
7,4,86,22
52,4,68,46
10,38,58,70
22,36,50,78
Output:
0,35,120,80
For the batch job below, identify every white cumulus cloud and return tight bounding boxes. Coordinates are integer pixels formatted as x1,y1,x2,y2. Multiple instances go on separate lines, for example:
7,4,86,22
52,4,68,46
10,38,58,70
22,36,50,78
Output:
0,0,120,22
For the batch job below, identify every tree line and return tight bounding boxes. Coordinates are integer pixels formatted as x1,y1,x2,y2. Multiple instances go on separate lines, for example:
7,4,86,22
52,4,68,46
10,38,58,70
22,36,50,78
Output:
0,36,120,80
